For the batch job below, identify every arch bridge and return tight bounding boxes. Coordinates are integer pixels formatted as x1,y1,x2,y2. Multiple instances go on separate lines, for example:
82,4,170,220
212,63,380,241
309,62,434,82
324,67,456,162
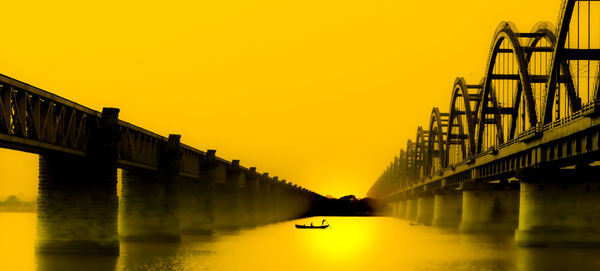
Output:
368,0,600,246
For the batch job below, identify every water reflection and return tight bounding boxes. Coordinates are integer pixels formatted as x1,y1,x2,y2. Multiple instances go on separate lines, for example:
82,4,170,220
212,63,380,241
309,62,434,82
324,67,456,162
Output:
2,213,600,270
516,247,600,271
37,255,117,271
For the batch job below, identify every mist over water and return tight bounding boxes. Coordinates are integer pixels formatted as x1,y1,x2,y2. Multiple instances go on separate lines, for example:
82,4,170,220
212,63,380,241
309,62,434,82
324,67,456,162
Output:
1,212,600,271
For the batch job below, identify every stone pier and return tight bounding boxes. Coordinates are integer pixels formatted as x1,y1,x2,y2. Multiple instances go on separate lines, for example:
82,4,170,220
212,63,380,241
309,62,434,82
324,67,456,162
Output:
213,160,244,229
239,167,258,227
255,173,272,224
119,134,181,242
432,190,462,227
270,177,282,222
516,168,600,246
406,198,418,221
397,199,407,218
36,108,120,254
459,182,519,233
416,195,434,225
178,174,213,235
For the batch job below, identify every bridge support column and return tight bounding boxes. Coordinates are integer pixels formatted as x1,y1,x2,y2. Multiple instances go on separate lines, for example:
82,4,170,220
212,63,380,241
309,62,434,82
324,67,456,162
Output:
36,108,120,254
459,182,519,233
432,190,462,227
397,199,407,218
178,175,213,235
406,198,418,221
120,135,181,241
239,167,258,227
416,195,434,225
255,173,271,225
516,169,600,246
213,160,244,229
270,177,282,223
37,154,119,254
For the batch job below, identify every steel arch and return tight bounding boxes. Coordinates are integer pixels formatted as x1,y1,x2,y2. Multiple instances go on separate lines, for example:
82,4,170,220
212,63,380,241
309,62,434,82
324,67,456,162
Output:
444,77,480,166
425,107,447,176
475,22,537,153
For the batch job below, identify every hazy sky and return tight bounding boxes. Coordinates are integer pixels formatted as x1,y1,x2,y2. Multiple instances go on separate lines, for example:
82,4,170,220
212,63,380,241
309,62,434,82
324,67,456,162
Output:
0,0,560,199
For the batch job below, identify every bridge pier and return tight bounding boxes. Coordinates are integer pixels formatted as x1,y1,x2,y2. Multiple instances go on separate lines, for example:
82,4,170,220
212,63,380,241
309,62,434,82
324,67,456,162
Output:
406,198,418,221
270,177,282,223
416,194,434,225
390,201,397,217
213,160,244,229
516,169,600,246
37,153,119,254
393,199,407,218
254,173,272,225
432,189,462,227
239,167,258,227
178,175,213,235
399,199,407,218
119,135,182,242
278,180,292,221
459,182,519,233
36,108,120,254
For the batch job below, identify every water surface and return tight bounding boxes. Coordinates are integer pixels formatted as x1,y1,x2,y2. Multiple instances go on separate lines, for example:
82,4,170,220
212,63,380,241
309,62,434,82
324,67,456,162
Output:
1,213,600,270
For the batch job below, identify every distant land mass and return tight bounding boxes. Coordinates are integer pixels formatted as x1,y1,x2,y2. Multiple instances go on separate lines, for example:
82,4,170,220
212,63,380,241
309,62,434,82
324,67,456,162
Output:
307,195,385,216
0,195,36,212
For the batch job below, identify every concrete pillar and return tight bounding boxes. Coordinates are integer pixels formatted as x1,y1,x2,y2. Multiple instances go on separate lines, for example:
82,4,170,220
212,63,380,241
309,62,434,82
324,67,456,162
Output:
255,173,271,225
406,198,418,221
120,134,181,241
459,182,519,233
416,195,434,225
270,177,281,222
432,190,462,227
178,174,213,235
516,171,600,246
290,184,300,219
279,180,292,221
391,200,398,217
298,189,312,218
213,160,244,229
397,199,407,218
36,108,120,254
239,167,258,227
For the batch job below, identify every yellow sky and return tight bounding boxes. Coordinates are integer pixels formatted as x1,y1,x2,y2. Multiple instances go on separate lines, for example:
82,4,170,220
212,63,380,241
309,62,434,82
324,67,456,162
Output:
0,0,560,199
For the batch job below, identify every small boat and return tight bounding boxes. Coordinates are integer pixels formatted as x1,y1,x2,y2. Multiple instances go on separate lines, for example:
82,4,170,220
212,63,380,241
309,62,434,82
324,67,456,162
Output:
295,224,329,229
295,219,329,229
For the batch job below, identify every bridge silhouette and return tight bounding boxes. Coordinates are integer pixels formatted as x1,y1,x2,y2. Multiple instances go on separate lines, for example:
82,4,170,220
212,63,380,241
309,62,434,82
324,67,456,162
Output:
0,73,322,253
368,0,600,246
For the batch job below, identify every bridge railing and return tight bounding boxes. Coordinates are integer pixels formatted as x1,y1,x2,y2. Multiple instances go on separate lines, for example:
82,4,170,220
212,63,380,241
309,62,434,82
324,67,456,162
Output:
0,74,102,156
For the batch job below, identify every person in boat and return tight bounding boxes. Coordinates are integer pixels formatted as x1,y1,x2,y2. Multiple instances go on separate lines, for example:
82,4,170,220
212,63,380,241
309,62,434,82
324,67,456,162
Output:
310,222,313,227
322,219,327,225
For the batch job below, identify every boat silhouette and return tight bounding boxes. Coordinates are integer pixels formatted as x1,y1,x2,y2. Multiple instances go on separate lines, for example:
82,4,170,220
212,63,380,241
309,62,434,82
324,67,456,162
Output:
295,219,329,229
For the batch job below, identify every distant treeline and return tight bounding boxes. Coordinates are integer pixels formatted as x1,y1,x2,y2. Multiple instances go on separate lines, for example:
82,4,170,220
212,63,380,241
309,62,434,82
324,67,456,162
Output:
0,195,36,212
306,195,386,216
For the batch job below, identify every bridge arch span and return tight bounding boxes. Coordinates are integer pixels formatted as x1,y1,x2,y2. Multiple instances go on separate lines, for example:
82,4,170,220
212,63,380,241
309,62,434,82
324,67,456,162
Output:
424,107,448,177
445,77,480,166
413,126,428,182
475,22,537,153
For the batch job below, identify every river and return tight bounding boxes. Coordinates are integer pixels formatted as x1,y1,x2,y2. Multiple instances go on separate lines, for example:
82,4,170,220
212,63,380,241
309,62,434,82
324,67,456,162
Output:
1,212,600,270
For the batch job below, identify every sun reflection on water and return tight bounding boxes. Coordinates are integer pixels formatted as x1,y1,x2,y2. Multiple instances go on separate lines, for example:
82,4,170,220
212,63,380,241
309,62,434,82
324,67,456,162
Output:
300,217,373,264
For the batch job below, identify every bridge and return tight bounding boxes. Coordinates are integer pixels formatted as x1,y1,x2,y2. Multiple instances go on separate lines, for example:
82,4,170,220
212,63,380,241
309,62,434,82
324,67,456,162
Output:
368,0,600,246
0,73,322,254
